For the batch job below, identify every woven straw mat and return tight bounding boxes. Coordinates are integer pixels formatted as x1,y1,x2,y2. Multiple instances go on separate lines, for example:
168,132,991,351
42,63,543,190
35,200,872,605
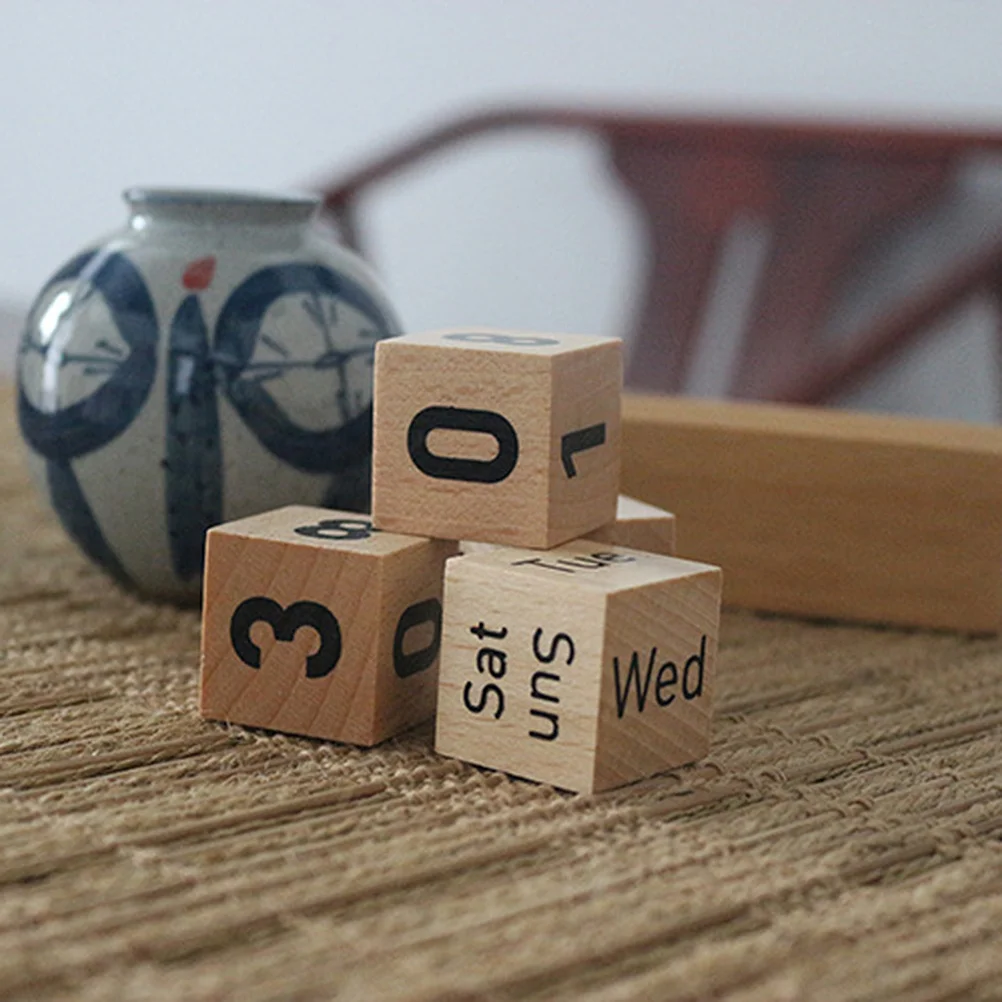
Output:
2,382,1002,1002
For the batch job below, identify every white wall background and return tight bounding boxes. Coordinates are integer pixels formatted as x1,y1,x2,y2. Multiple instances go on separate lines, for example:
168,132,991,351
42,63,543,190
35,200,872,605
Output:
3,0,1002,417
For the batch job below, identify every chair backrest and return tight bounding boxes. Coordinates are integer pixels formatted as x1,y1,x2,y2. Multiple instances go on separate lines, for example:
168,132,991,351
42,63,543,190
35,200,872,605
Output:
315,108,1002,403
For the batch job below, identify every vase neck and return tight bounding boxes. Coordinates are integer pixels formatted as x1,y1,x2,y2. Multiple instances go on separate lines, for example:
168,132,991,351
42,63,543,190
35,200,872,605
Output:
124,188,320,230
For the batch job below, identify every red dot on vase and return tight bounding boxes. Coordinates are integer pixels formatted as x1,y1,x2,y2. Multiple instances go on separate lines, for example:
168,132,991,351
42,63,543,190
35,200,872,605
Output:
182,256,216,291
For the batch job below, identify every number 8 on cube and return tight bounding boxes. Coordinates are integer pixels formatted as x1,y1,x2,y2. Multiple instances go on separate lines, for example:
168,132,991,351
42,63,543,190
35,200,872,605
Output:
371,329,622,548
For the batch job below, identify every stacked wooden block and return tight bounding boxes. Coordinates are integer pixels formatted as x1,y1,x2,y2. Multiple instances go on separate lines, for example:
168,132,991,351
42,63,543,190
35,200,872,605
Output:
199,330,723,793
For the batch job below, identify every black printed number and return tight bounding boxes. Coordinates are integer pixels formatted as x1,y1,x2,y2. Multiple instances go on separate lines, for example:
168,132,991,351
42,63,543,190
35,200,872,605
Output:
560,422,606,478
230,597,342,679
407,406,518,484
392,598,443,679
444,332,559,348
294,517,375,541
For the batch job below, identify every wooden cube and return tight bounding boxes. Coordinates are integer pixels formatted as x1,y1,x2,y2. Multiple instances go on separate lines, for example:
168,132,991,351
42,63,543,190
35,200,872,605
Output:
373,329,622,548
435,540,722,793
200,505,457,746
461,495,676,558
586,495,677,556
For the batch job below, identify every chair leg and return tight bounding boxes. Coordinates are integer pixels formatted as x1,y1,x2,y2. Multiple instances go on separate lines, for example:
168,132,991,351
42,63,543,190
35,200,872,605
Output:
611,142,773,394
731,158,948,400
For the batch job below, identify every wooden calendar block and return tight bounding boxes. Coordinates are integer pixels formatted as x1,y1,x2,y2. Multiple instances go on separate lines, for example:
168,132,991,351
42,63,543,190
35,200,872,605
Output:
372,329,622,548
462,496,676,557
435,540,722,793
199,505,457,746
585,495,677,555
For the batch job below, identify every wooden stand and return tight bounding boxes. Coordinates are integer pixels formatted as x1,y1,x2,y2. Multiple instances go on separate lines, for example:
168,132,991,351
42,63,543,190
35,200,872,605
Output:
621,393,1002,632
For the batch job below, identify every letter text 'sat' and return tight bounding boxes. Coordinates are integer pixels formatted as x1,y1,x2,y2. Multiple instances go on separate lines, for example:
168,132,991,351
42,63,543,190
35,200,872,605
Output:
371,328,622,548
199,505,457,746
434,539,723,793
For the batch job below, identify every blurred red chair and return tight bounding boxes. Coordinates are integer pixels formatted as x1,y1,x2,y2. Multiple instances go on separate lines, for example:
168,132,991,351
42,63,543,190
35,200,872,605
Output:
314,107,1002,404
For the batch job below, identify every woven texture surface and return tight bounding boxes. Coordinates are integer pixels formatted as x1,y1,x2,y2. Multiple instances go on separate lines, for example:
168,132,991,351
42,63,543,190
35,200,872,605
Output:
3,385,1002,1002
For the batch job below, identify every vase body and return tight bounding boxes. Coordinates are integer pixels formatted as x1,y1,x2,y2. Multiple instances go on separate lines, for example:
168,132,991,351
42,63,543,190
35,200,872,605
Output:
16,188,402,602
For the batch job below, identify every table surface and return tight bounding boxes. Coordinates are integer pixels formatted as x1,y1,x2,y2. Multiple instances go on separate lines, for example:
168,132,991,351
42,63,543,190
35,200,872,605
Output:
3,383,1002,1002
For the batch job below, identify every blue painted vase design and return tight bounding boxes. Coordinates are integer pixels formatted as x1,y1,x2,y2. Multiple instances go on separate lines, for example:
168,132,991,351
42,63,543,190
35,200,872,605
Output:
16,189,402,602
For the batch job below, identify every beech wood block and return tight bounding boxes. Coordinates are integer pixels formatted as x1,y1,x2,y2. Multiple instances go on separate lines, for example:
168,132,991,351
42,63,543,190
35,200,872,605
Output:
586,494,677,555
461,494,677,557
621,393,1002,632
372,329,622,548
200,505,457,745
435,541,722,793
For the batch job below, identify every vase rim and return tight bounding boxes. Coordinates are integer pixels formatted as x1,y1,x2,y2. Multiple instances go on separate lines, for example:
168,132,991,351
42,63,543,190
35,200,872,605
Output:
123,187,320,224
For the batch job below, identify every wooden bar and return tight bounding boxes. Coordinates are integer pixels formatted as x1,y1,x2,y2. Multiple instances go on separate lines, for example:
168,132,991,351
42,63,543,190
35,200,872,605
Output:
621,393,1002,632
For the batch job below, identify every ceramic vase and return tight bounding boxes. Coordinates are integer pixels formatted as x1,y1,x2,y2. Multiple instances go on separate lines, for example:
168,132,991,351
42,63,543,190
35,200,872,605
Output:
16,188,402,602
